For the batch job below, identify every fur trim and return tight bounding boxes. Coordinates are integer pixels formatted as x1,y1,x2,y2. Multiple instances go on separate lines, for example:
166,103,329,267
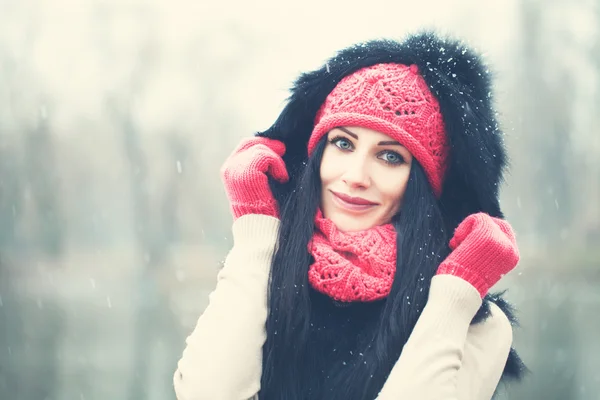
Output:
484,292,529,389
258,30,525,385
259,30,507,226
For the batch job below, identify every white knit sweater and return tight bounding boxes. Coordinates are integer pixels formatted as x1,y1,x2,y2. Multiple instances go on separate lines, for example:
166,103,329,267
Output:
174,215,513,400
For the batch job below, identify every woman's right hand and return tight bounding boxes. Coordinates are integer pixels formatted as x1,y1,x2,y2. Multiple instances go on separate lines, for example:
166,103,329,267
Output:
220,136,289,220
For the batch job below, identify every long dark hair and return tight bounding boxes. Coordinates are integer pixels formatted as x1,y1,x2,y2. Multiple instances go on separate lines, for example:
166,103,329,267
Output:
260,136,451,400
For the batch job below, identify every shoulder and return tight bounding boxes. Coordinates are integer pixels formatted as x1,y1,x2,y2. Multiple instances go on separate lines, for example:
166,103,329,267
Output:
485,301,512,329
467,301,513,351
458,300,515,398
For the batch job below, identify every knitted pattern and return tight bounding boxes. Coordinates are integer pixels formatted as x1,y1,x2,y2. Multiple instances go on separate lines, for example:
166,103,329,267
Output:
308,63,449,196
220,137,289,220
308,210,397,302
436,213,520,298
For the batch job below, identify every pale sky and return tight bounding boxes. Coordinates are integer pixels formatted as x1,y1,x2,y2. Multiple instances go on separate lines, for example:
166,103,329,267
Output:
1,0,522,136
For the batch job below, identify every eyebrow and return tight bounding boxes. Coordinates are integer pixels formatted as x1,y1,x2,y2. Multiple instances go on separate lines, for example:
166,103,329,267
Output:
338,127,402,146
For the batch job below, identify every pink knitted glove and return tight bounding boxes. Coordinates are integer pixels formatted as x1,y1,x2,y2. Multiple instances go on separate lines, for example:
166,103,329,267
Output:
436,213,520,298
220,137,289,220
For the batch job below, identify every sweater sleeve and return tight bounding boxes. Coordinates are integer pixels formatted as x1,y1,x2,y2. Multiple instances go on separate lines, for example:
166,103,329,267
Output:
455,301,513,399
376,274,513,400
173,214,279,400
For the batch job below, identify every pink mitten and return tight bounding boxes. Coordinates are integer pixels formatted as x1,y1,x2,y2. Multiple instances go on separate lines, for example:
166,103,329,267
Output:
220,137,289,220
436,213,520,297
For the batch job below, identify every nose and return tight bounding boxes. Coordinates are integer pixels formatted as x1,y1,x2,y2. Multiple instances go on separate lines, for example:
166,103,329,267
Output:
341,157,371,189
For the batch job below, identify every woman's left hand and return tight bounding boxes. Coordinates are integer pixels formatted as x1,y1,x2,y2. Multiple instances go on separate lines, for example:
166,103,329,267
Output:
436,213,519,298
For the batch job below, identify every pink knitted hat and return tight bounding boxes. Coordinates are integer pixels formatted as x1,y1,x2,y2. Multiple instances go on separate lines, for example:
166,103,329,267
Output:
307,63,449,196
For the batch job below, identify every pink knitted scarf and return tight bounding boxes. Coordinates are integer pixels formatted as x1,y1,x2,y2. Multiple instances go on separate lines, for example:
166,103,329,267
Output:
307,211,397,302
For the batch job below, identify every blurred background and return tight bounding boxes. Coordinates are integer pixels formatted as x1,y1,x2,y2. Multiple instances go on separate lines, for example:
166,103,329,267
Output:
0,0,598,399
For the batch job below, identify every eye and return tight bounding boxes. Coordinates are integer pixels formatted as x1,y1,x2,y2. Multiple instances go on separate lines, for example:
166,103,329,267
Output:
380,151,404,165
330,136,354,151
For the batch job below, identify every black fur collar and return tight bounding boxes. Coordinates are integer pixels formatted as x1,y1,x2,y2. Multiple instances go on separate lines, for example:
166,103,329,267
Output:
300,289,525,399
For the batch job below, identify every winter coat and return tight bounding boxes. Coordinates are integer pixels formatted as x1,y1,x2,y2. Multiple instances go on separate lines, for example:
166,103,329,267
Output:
173,215,515,400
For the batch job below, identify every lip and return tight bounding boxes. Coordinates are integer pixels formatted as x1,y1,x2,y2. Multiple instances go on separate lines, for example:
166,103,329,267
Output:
330,190,378,212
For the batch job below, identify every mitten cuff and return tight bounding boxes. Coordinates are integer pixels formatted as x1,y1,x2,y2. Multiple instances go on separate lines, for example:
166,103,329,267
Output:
231,200,279,220
436,260,489,298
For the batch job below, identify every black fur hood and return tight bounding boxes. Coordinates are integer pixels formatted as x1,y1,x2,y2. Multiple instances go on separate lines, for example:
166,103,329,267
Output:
258,30,526,389
259,30,507,229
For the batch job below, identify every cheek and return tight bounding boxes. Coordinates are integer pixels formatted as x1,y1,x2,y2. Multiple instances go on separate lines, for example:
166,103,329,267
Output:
319,147,342,185
376,168,410,206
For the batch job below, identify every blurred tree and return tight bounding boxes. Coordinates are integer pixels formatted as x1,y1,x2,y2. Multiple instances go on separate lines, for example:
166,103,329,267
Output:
0,41,26,400
104,7,184,397
514,0,574,248
583,0,600,247
23,101,65,258
161,134,189,245
0,142,22,251
108,93,181,399
0,48,25,252
0,22,64,397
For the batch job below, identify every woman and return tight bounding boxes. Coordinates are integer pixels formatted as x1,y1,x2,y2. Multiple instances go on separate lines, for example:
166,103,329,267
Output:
174,31,526,400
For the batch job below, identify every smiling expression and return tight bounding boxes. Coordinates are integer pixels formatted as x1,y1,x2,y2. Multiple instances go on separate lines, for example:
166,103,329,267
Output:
320,126,413,232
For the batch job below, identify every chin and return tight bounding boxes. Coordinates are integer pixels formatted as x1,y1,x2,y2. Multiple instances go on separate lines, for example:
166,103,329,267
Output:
328,212,378,232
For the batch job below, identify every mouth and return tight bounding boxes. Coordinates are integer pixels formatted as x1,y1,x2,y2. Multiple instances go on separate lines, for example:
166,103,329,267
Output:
330,190,379,212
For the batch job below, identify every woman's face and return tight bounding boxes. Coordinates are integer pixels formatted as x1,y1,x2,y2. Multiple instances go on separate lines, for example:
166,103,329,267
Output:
320,126,413,232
